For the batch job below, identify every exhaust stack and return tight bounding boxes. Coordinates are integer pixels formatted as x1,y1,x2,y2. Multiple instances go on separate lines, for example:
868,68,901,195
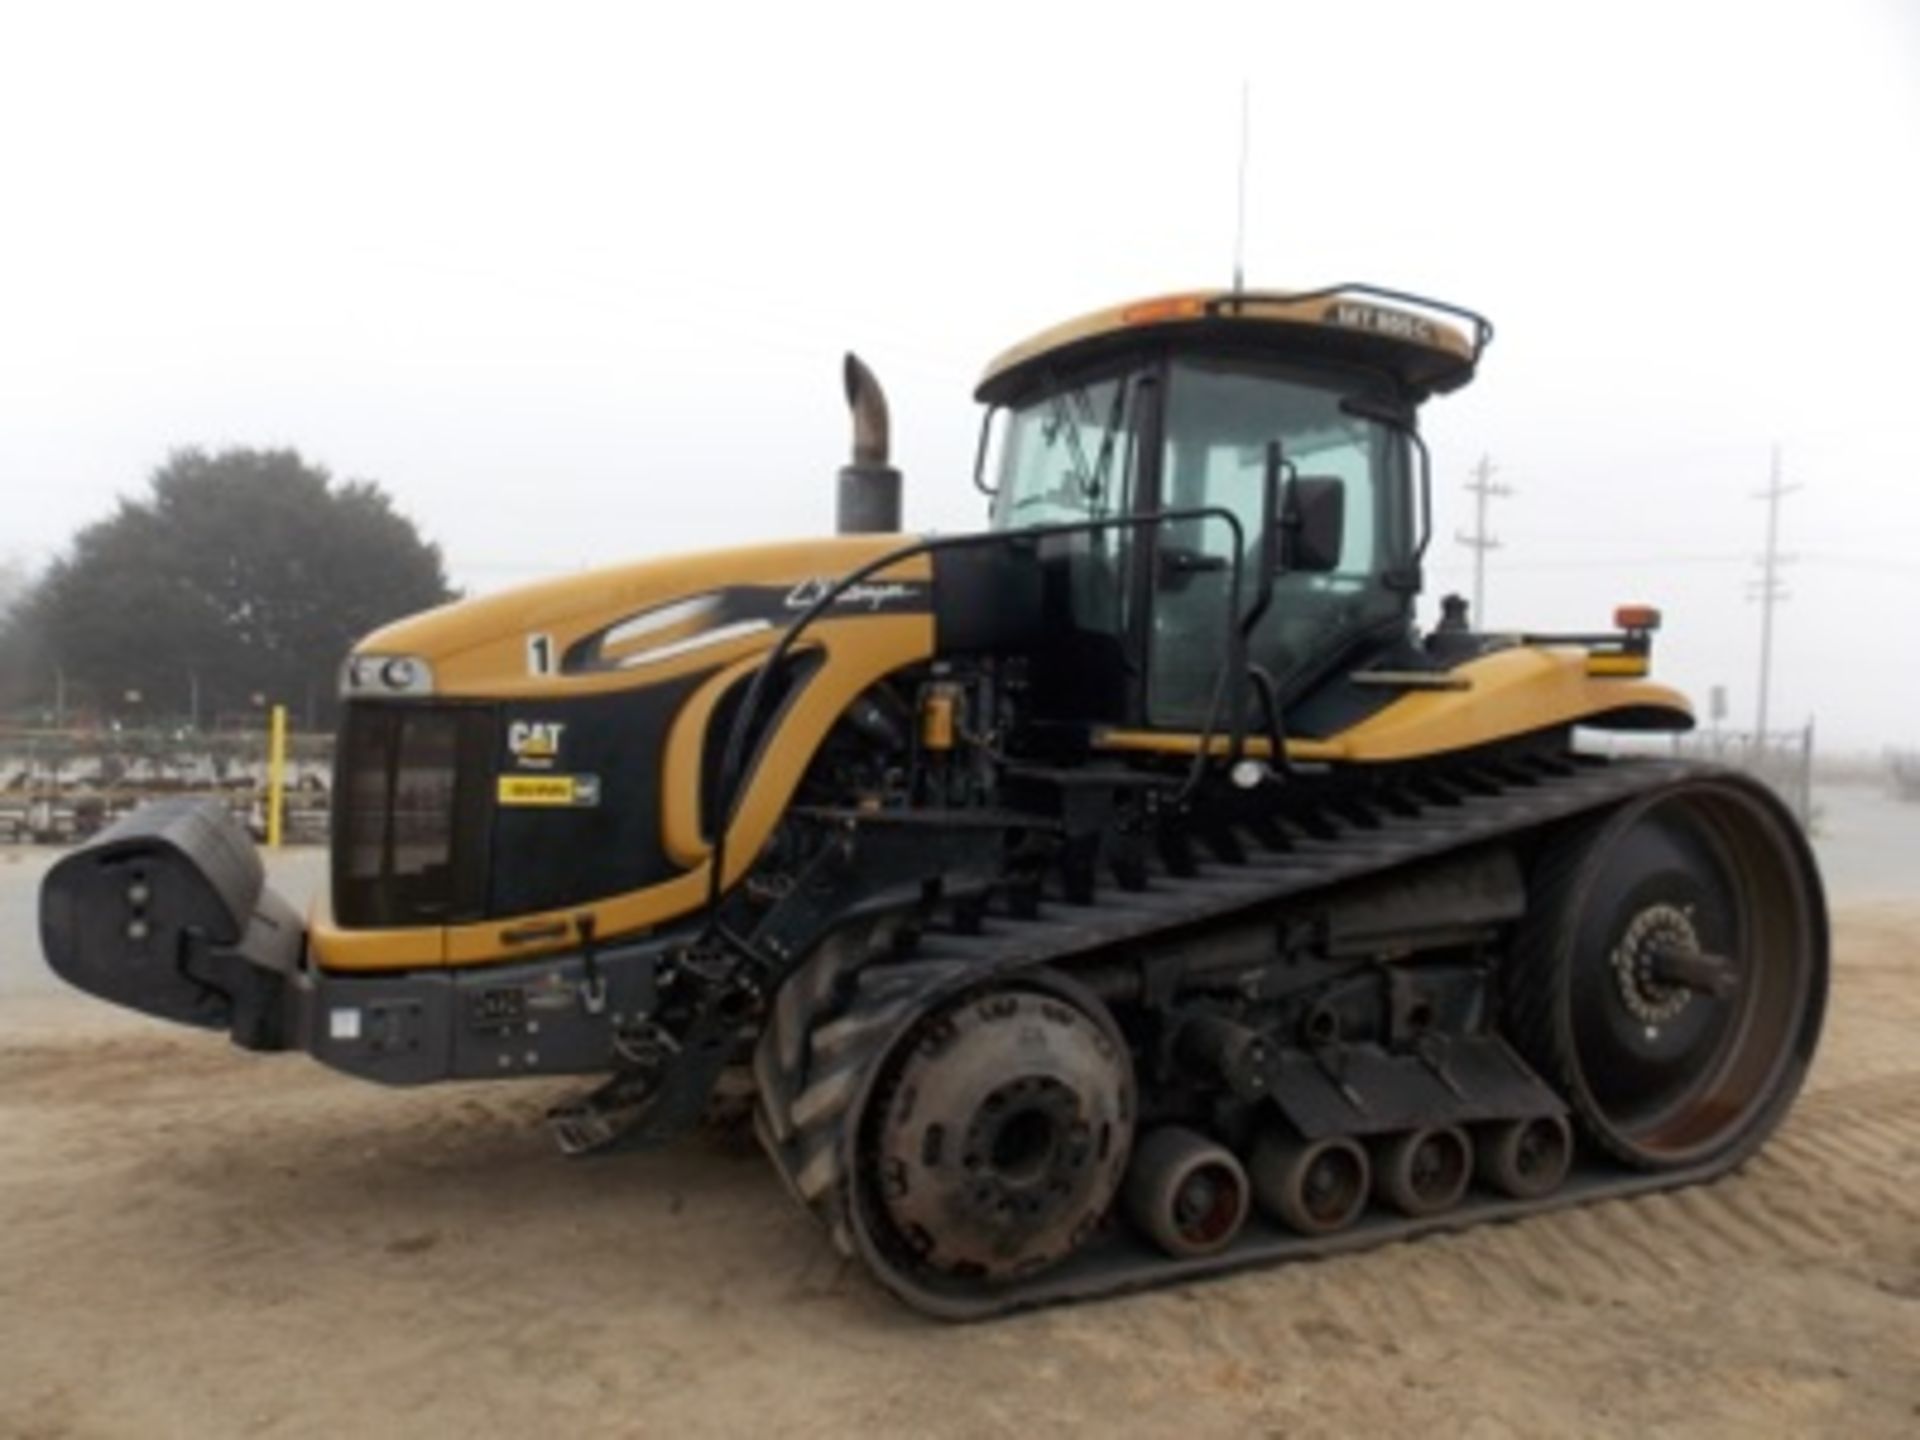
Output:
836,352,903,534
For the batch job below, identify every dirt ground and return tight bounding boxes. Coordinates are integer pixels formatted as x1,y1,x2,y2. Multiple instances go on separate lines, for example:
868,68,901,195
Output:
2,900,1916,1438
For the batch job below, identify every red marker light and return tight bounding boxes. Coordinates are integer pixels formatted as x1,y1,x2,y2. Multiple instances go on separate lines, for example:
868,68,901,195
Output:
1614,605,1662,631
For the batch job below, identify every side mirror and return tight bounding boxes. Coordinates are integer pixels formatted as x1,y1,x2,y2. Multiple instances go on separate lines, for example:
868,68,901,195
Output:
1278,476,1345,573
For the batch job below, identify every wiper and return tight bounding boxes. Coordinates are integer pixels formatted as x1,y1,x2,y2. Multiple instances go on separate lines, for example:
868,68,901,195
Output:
1043,390,1095,499
1081,377,1133,511
1031,377,1135,517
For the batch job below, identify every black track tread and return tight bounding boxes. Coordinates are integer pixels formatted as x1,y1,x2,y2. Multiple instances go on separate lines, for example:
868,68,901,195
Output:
753,924,969,1254
752,756,1792,1318
1500,813,1642,1166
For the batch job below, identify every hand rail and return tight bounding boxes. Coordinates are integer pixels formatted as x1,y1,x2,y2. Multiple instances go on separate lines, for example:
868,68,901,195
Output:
703,506,1252,932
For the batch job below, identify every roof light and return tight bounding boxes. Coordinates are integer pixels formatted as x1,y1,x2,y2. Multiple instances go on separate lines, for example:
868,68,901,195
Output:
1614,605,1662,632
1120,295,1207,325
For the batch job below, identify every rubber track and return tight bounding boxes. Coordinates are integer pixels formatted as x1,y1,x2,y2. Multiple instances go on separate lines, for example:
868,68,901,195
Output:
753,756,1773,1319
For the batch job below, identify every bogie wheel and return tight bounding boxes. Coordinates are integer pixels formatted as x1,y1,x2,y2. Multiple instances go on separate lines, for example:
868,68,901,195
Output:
1476,1114,1573,1200
860,979,1134,1285
1250,1132,1371,1235
1124,1126,1252,1258
1374,1126,1473,1217
1507,775,1827,1172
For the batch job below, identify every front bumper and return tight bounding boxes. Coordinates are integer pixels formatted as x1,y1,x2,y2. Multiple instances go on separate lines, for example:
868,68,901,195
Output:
39,798,668,1086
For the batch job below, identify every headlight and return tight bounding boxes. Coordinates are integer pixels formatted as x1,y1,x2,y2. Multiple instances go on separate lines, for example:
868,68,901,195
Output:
341,653,436,697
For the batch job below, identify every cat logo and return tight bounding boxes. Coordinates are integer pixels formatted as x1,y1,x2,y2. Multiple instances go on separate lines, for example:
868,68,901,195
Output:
507,720,566,769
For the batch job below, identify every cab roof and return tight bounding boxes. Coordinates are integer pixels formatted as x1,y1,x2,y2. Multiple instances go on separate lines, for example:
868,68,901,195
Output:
976,285,1493,407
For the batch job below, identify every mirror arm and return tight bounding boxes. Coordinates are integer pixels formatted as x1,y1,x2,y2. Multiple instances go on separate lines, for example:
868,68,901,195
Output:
972,404,1000,498
1408,425,1433,565
1243,439,1284,638
1342,394,1430,590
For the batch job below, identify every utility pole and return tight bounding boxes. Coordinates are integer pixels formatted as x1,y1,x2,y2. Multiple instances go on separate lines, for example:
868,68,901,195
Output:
1750,443,1798,740
1456,455,1512,625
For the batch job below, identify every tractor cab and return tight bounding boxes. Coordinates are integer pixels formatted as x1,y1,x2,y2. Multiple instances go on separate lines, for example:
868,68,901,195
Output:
975,288,1490,737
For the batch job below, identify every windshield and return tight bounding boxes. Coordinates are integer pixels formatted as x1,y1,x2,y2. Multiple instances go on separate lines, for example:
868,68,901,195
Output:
991,371,1140,527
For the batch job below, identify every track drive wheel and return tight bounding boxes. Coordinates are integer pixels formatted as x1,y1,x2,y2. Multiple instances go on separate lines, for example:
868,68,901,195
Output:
1124,1126,1252,1258
862,979,1134,1285
1506,775,1827,1172
1250,1132,1370,1235
1373,1126,1473,1217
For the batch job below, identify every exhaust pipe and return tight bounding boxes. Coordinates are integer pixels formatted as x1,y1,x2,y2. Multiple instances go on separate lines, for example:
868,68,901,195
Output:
836,352,903,533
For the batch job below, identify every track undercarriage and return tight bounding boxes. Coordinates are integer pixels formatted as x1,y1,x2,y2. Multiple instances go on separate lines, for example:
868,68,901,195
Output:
749,751,1827,1318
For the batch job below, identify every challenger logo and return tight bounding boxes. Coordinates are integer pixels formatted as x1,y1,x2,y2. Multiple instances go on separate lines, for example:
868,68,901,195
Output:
507,720,566,769
783,578,923,612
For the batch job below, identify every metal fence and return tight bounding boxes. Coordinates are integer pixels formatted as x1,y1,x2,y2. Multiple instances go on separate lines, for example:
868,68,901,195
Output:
0,728,334,845
5,720,1825,846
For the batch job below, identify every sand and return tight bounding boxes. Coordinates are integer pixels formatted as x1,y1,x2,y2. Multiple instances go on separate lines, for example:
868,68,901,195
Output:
1,901,1916,1438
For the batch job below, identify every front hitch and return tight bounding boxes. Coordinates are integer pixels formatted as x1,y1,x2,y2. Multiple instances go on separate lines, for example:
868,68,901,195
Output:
38,796,305,1050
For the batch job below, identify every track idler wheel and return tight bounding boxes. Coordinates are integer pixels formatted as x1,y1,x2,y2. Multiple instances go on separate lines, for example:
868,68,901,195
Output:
1476,1114,1574,1199
1124,1126,1251,1258
867,982,1133,1284
1507,776,1827,1172
1250,1132,1370,1235
1373,1125,1472,1217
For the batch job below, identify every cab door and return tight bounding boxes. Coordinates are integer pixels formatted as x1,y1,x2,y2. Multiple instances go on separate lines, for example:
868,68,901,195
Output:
1147,356,1413,730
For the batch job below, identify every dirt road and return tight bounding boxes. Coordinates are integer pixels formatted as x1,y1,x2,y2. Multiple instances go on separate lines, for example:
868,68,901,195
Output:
2,900,1916,1437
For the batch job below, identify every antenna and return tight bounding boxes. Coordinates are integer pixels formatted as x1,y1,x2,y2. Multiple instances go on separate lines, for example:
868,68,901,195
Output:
1232,80,1250,293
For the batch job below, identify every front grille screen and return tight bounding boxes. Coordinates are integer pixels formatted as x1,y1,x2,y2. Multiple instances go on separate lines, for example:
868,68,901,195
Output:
333,704,491,928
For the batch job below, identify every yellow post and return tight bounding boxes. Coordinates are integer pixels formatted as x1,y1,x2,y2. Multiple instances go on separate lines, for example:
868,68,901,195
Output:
266,704,287,850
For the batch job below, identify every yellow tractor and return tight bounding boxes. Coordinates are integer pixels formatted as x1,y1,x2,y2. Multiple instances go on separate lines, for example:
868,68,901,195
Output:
43,286,1826,1317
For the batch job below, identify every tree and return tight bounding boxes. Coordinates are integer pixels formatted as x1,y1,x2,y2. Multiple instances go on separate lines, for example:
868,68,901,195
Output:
0,555,29,616
9,448,453,728
0,555,40,714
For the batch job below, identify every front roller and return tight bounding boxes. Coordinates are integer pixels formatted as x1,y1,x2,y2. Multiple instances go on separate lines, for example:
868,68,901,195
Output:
1504,772,1828,1173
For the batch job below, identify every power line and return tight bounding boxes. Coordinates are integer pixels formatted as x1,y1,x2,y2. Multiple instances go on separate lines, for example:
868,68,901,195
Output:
1749,443,1799,738
1455,455,1512,624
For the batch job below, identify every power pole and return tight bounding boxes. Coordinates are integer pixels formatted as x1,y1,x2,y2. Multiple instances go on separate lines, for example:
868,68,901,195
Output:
1750,443,1798,740
1456,455,1512,625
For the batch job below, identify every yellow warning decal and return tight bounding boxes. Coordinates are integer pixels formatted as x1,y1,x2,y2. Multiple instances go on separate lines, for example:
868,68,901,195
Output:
497,774,598,807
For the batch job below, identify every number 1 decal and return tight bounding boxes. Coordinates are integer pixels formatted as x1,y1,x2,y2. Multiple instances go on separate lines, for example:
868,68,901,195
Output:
527,633,555,676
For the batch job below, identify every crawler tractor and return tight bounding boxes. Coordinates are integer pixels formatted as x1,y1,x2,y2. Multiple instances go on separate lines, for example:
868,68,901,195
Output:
42,286,1827,1317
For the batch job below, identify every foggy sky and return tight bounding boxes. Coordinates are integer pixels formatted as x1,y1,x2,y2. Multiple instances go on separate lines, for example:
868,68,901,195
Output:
3,0,1916,748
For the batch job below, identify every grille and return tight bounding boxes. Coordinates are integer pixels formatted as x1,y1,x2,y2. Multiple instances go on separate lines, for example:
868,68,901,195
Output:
332,703,493,928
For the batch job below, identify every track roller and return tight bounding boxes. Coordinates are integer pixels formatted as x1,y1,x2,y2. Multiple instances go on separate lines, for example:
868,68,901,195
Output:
1123,1126,1251,1258
1249,1132,1371,1235
1476,1114,1574,1199
1373,1125,1472,1217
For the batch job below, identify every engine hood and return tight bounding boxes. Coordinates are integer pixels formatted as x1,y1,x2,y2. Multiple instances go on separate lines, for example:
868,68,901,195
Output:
348,534,933,701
